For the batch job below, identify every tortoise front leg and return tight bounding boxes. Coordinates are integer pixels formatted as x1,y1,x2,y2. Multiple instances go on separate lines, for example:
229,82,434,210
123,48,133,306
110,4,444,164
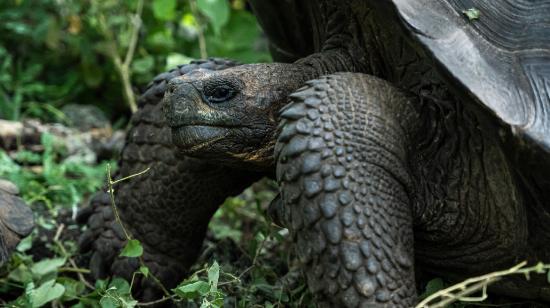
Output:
275,73,420,306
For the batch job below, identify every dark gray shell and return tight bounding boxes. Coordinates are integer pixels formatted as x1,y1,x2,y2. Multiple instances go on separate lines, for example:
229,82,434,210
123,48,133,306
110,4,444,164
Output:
390,0,550,150
249,0,550,151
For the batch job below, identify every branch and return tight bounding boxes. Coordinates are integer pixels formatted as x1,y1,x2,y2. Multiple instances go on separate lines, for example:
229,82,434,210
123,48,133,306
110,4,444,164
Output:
416,261,550,308
96,0,144,113
53,223,95,290
189,0,208,59
124,0,144,68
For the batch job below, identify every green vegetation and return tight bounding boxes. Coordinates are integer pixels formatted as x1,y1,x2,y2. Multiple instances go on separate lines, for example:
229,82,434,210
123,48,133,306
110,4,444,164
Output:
0,0,270,121
0,133,312,306
0,0,294,306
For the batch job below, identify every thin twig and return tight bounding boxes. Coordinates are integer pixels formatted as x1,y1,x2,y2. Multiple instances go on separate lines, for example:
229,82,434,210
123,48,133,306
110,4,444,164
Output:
53,224,95,290
107,164,131,240
105,164,171,298
58,267,92,274
96,0,143,113
218,226,272,288
189,0,208,59
124,0,144,68
416,261,550,308
111,166,150,185
137,295,177,306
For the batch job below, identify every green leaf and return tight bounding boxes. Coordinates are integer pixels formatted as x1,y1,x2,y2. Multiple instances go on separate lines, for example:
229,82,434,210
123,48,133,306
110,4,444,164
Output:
28,280,66,308
81,57,104,88
120,239,143,258
45,17,61,49
58,277,85,300
462,8,480,21
535,262,545,274
139,266,149,278
197,0,230,35
99,278,137,308
547,270,550,284
8,264,33,283
166,53,193,70
109,277,131,294
31,257,66,278
146,29,175,51
418,278,445,300
173,280,210,299
16,235,33,252
152,0,177,21
100,288,137,308
131,56,154,74
99,296,119,308
207,261,220,292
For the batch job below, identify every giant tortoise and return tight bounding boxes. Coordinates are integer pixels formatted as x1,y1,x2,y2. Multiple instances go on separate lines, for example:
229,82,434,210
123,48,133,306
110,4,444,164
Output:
78,0,550,306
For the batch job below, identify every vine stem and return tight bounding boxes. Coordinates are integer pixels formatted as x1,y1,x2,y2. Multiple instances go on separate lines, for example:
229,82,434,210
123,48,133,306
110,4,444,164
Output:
105,164,171,298
416,261,550,308
189,0,208,59
218,224,272,288
106,164,131,240
136,295,176,306
53,223,95,290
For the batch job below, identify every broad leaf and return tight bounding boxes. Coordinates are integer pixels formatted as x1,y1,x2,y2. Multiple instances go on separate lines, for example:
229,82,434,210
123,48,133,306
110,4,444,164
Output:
153,0,177,21
139,266,149,278
29,280,66,308
31,257,66,278
207,261,220,292
120,239,143,258
196,0,229,35
174,280,210,299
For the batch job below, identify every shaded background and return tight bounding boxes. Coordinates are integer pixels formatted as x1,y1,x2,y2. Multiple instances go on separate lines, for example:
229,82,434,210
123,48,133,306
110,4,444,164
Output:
0,0,270,123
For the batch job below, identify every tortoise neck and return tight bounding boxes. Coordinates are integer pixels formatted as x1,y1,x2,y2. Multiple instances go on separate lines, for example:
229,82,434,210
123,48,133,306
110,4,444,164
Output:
294,48,366,76
292,1,370,76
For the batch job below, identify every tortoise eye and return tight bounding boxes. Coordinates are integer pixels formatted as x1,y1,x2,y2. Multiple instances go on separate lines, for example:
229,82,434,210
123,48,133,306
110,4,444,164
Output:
206,86,236,104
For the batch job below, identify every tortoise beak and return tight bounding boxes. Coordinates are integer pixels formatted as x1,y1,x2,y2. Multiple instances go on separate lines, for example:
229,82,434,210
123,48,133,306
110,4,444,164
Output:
163,78,231,150
163,78,207,128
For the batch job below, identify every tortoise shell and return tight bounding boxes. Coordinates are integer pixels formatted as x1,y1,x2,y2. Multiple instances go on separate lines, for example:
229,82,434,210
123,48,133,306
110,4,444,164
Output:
249,0,550,150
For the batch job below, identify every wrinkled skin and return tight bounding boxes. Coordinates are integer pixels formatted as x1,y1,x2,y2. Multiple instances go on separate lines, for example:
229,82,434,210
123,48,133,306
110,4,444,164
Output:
79,0,550,306
162,63,316,169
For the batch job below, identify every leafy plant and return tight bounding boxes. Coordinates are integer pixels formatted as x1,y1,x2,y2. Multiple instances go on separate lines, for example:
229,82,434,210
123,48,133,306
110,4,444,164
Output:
0,0,270,122
0,133,112,213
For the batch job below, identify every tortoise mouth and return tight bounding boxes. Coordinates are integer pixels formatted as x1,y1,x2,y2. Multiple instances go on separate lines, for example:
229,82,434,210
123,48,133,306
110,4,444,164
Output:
171,125,231,152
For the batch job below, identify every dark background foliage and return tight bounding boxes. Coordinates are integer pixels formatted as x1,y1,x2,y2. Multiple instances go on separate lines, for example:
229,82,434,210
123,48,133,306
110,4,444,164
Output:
0,0,270,123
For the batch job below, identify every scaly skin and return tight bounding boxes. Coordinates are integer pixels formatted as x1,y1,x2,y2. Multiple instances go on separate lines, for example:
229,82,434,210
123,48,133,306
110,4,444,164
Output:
78,59,263,300
275,74,418,306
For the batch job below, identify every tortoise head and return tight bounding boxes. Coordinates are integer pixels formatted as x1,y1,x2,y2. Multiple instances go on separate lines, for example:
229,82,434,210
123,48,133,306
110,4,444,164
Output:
163,63,314,169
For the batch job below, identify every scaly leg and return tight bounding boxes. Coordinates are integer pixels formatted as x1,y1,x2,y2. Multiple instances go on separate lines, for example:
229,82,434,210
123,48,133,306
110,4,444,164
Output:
275,73,420,307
